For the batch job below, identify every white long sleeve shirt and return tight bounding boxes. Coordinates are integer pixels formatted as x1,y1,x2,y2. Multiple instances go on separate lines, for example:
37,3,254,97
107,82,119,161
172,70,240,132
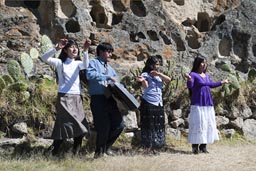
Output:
40,48,89,94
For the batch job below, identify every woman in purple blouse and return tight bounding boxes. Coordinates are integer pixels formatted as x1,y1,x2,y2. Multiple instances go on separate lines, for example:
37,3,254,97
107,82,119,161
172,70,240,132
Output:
185,55,230,154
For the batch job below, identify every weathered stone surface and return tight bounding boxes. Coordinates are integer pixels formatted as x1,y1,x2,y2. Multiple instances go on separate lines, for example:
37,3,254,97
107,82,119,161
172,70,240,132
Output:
123,111,138,131
242,119,256,141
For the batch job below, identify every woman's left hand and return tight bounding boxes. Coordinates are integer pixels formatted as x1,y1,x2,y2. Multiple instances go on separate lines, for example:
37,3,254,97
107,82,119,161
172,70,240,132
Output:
221,79,231,84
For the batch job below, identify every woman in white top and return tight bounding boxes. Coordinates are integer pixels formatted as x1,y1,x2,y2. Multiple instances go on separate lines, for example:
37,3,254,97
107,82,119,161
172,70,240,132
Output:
40,38,91,156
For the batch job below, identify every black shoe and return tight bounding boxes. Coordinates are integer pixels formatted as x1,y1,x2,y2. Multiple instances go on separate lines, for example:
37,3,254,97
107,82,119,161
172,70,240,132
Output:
199,144,209,153
192,144,199,154
94,152,105,159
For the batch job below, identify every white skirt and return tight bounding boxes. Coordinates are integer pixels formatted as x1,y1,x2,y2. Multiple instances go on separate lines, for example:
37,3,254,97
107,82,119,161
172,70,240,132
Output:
188,105,219,144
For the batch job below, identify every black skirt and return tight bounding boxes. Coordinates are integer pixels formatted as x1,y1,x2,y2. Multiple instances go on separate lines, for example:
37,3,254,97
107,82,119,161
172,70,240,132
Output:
139,98,165,148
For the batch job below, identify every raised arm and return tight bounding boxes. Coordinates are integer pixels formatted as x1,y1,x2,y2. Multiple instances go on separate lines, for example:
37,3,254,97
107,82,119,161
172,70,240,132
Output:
40,39,67,67
150,70,171,83
81,39,91,69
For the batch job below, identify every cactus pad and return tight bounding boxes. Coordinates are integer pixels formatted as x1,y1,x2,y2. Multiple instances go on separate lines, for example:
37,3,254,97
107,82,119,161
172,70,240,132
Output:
7,60,22,82
41,35,53,53
21,52,34,75
2,75,14,85
30,48,39,59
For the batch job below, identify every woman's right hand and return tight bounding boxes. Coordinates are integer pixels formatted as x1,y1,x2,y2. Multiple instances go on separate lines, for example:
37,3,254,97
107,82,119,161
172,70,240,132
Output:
56,39,68,51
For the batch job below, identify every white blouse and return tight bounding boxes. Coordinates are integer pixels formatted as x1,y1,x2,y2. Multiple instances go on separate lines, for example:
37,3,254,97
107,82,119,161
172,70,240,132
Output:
40,48,89,94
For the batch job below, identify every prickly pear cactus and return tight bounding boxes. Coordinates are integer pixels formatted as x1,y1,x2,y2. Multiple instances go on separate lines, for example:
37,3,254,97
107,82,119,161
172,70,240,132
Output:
21,52,34,76
41,35,53,53
30,48,39,59
7,60,22,82
2,75,14,86
0,76,6,94
221,84,232,97
248,68,256,82
220,64,231,72
228,74,240,89
8,82,28,92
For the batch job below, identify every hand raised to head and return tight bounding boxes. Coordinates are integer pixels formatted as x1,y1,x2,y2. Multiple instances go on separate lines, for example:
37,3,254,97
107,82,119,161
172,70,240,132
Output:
83,39,91,50
56,39,68,51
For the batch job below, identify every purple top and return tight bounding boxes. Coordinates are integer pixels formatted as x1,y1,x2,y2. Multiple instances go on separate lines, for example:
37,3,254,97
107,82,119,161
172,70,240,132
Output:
187,72,222,106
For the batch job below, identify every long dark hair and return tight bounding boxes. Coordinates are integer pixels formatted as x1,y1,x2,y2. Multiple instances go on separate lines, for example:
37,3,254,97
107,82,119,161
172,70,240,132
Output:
142,56,159,73
191,54,207,73
58,39,80,62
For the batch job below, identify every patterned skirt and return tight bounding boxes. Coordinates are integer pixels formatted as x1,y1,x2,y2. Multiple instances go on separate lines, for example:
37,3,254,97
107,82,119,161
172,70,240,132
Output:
51,93,89,140
188,105,219,144
139,99,165,148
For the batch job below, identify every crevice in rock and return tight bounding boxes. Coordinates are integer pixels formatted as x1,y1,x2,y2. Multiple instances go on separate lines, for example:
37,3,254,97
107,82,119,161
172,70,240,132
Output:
186,29,200,49
219,37,232,56
130,0,147,17
90,5,108,28
232,30,250,73
65,19,80,33
253,44,256,57
171,33,186,51
59,0,76,18
211,14,226,31
159,31,172,45
130,32,146,42
112,13,123,25
147,30,159,41
24,0,40,9
5,0,40,9
182,18,195,27
113,0,126,12
252,35,256,57
197,12,211,32
5,0,24,7
173,0,185,6
138,32,146,39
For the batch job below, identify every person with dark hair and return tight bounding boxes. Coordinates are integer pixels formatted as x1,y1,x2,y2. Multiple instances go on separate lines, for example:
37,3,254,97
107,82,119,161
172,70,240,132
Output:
184,55,230,154
137,56,171,154
86,42,124,158
40,38,91,156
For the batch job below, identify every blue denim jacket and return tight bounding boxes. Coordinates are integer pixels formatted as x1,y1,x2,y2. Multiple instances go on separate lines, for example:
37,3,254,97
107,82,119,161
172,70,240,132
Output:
86,57,119,95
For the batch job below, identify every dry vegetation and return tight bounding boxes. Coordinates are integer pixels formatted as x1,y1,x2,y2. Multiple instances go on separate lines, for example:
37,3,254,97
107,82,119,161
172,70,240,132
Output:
0,137,255,171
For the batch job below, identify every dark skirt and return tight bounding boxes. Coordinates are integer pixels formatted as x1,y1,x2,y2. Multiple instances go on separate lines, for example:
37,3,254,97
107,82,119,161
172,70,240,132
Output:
51,93,88,140
140,98,165,148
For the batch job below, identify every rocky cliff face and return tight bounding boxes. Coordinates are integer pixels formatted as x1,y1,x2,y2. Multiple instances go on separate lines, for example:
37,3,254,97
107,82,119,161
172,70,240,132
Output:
0,0,256,141
1,0,245,74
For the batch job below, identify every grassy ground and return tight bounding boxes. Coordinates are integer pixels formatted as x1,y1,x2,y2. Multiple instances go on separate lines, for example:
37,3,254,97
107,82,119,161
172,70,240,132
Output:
0,136,255,171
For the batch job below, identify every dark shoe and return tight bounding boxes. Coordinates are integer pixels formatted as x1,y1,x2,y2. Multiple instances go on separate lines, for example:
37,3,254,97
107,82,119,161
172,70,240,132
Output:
93,152,105,159
199,144,209,153
192,144,199,154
